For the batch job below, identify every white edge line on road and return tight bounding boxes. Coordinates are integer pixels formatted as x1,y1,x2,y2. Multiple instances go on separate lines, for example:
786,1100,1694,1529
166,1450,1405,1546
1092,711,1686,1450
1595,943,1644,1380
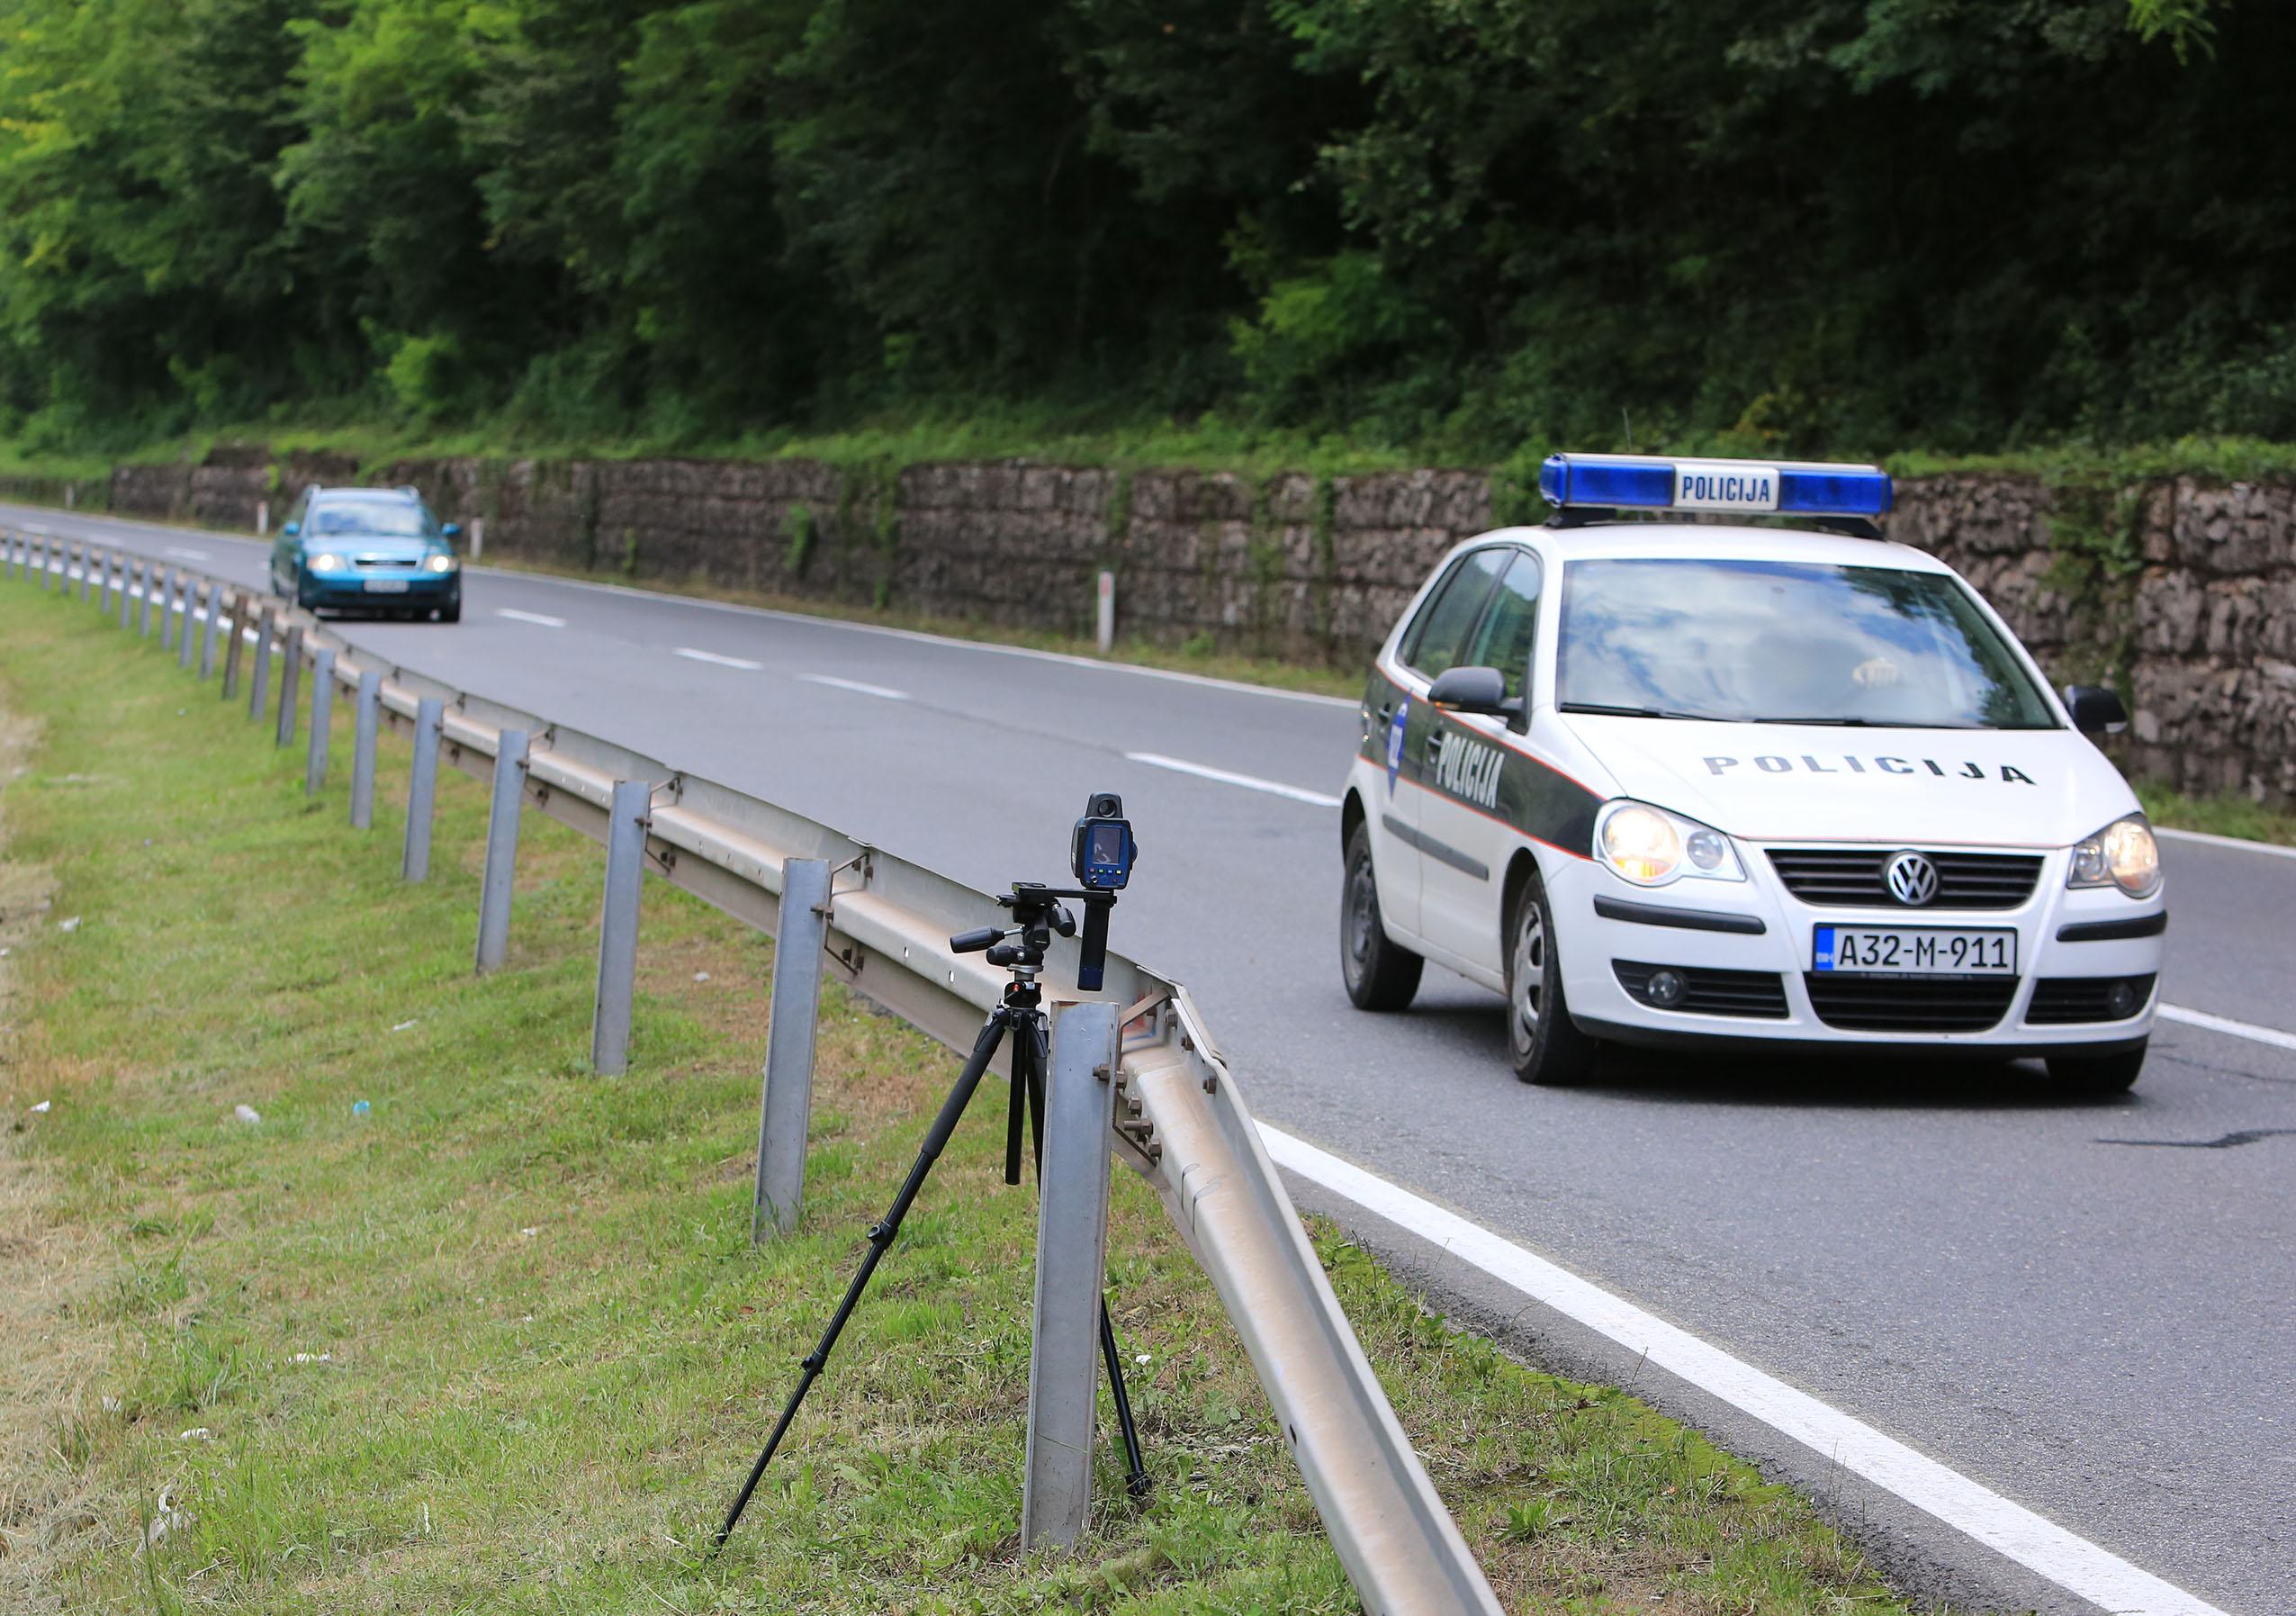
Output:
164,546,212,561
1258,1124,2231,1616
2157,1002,2296,1053
2156,824,2296,861
497,608,567,627
671,645,762,671
0,501,1362,710
1124,751,1343,808
797,673,909,701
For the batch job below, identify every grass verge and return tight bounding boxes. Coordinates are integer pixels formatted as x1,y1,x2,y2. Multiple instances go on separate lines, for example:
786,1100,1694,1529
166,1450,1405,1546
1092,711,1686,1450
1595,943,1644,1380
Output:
2133,780,2296,847
0,574,1927,1613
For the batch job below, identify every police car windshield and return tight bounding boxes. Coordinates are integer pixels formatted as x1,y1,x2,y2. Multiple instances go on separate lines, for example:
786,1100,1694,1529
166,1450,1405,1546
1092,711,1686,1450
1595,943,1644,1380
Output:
309,499,431,538
1557,558,2057,729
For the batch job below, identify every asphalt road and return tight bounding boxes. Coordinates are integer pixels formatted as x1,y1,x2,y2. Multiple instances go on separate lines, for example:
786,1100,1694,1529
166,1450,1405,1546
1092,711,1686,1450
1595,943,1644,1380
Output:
11,505,2291,1614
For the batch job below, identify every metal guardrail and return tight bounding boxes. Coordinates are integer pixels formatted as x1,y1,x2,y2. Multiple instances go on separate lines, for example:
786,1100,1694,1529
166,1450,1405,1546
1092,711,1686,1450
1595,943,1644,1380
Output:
3,528,1505,1616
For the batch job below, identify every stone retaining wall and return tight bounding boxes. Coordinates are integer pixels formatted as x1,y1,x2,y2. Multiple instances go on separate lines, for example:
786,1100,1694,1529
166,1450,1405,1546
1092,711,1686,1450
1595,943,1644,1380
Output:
86,447,2296,807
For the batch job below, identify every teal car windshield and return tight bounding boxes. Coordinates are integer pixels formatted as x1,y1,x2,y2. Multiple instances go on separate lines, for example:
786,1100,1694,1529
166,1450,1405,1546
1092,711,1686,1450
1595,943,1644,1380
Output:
310,501,433,538
1556,557,2057,730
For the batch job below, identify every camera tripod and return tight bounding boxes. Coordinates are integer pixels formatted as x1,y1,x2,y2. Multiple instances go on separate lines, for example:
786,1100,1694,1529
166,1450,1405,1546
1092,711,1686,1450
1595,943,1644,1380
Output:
708,883,1148,1556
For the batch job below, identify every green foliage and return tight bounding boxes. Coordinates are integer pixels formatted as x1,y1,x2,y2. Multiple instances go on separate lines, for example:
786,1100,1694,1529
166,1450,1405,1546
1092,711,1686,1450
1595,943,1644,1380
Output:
0,0,2284,459
783,501,816,576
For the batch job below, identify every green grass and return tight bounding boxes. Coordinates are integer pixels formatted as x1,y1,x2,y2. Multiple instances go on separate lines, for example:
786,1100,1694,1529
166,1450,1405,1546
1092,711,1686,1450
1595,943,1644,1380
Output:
0,585,1931,1613
2134,780,2296,846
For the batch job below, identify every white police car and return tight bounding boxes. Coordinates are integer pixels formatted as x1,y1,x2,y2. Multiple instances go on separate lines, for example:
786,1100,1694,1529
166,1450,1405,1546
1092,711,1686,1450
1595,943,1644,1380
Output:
1339,454,2165,1094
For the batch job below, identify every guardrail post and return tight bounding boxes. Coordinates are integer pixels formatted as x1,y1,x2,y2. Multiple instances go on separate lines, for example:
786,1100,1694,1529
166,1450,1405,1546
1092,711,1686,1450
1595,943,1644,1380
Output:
402,697,445,881
117,556,133,628
195,583,218,676
5,530,16,580
473,729,530,975
350,671,381,829
752,857,832,1241
248,608,275,719
136,562,154,636
1022,999,1121,1552
74,543,88,601
590,780,651,1075
307,649,337,796
275,626,303,746
221,593,245,699
159,572,178,651
105,551,122,616
41,537,53,591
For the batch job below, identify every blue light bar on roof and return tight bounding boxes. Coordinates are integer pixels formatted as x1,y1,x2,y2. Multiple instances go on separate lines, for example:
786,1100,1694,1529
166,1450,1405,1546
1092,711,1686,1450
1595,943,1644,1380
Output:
1538,454,1893,519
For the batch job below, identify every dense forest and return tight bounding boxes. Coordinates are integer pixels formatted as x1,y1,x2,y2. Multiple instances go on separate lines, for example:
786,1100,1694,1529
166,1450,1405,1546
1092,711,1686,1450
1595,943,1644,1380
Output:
0,0,2284,463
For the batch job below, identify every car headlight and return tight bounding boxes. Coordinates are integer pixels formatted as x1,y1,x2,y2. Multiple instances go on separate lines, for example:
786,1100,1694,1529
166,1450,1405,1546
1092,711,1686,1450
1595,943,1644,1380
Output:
423,553,458,573
308,553,345,573
2067,815,2161,898
1596,800,1745,887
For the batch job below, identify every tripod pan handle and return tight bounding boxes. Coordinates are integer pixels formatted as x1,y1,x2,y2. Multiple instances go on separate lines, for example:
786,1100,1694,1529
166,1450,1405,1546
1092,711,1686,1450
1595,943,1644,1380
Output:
950,925,1004,953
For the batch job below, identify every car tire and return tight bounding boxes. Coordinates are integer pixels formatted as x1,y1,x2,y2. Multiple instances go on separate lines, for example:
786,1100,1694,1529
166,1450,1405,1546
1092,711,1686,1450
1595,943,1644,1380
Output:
1341,821,1422,1011
1507,870,1600,1086
2045,1041,2146,1097
439,600,461,623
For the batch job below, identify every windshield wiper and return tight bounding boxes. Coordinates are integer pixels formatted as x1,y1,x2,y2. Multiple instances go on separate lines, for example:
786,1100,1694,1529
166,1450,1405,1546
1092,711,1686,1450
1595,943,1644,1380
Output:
1559,702,1719,721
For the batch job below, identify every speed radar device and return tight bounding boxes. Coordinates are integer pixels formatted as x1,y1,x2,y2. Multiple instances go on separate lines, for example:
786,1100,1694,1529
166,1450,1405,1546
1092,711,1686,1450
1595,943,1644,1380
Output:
1072,791,1136,890
709,791,1151,1557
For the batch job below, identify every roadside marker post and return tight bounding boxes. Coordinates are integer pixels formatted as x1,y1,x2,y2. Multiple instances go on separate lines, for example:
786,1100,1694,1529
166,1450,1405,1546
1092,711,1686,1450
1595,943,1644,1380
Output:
590,779,651,1075
307,650,337,796
1096,570,1116,655
1021,1000,1122,1551
248,608,275,719
473,728,529,975
350,671,381,829
257,499,268,537
402,697,445,881
275,626,303,747
752,857,832,1241
220,594,245,699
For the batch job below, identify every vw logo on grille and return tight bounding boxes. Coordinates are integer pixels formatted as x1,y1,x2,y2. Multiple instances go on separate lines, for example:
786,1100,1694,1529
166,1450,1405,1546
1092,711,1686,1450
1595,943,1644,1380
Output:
1885,850,1940,907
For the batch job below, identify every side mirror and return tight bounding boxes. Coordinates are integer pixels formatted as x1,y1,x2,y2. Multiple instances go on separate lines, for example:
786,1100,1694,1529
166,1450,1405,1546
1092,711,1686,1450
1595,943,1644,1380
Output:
282,520,300,538
2062,683,2129,737
1427,664,1516,718
440,522,461,540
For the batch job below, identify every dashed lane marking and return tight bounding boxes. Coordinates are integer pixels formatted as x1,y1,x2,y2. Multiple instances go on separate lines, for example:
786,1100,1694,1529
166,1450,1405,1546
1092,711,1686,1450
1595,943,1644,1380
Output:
671,646,763,671
497,608,567,627
1123,751,1342,808
797,673,909,701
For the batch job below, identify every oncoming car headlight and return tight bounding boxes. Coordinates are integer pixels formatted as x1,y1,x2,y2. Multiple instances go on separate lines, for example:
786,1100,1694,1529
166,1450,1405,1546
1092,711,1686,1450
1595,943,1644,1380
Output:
2068,814,2161,898
308,552,345,573
1596,800,1745,887
423,553,458,573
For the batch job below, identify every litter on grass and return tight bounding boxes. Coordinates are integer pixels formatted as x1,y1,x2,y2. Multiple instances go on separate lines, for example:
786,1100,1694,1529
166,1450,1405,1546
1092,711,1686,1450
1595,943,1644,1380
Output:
233,1104,261,1124
290,1352,332,1365
57,916,80,933
392,1019,419,1032
352,1099,371,1115
30,1099,50,1114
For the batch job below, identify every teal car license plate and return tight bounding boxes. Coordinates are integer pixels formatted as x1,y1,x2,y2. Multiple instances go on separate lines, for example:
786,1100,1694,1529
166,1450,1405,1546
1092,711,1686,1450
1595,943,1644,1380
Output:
363,579,410,594
1812,925,2015,975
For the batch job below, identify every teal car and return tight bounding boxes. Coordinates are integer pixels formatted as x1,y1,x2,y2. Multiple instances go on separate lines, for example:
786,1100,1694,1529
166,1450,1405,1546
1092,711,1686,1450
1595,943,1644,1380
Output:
271,485,463,621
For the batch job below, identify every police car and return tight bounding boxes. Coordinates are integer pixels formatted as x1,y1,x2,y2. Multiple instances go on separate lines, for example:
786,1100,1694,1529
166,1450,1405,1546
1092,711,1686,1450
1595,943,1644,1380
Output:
1340,454,2165,1094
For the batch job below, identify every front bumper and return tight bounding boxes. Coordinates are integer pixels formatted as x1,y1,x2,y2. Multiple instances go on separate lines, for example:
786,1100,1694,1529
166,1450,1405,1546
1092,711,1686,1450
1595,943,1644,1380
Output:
302,568,459,609
1551,843,2165,1052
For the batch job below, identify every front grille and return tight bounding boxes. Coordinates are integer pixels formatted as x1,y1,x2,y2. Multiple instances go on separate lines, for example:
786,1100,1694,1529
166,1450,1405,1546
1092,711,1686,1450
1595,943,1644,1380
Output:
1803,973,2017,1033
352,555,411,569
1767,848,2043,909
1614,961,1789,1018
2027,974,2156,1025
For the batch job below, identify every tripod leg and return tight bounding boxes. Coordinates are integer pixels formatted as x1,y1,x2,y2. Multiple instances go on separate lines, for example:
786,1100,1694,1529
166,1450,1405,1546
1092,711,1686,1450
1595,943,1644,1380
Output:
1019,1014,1149,1501
1099,1300,1151,1498
709,1007,1012,1556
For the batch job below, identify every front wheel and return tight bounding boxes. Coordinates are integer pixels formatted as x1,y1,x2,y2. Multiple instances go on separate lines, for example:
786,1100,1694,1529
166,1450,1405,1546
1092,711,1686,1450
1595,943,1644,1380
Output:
2046,1042,2146,1097
438,600,462,623
1507,871,1599,1086
1341,822,1422,1011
